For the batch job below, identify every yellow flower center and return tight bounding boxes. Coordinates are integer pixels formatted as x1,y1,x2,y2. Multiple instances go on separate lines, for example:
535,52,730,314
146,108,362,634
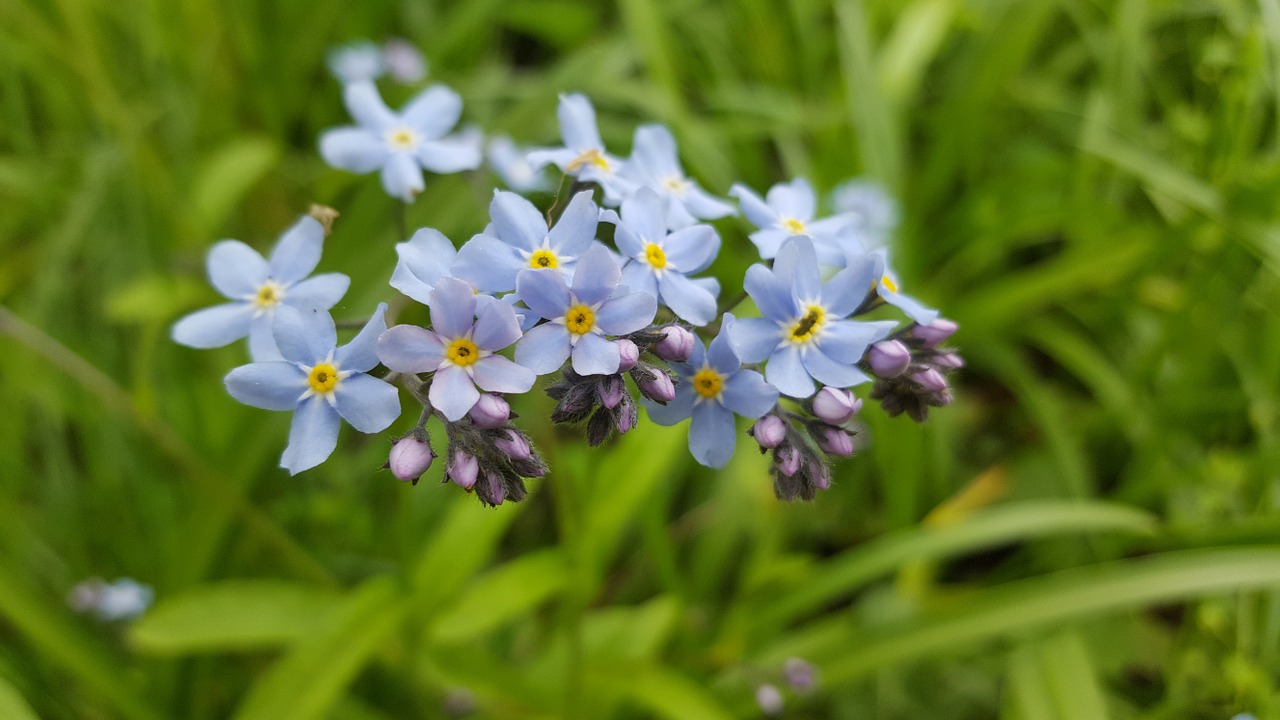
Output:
386,127,418,150
693,368,724,400
564,304,595,335
661,176,689,195
529,249,559,269
255,281,283,309
644,243,667,270
308,363,340,394
782,217,807,235
788,305,826,344
567,148,611,172
446,337,480,367
880,274,898,294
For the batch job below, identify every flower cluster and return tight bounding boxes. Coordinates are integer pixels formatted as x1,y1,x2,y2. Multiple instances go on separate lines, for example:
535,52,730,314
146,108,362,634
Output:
171,64,962,504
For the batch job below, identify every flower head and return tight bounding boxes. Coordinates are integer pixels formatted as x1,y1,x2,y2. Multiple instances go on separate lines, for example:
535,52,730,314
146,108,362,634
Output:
377,277,536,421
514,244,657,376
172,215,350,361
620,124,735,228
224,304,401,474
730,178,856,264
319,81,482,202
526,94,634,203
611,188,720,325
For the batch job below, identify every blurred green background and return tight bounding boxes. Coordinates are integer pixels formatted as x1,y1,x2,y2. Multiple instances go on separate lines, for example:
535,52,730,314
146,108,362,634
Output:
3,0,1280,718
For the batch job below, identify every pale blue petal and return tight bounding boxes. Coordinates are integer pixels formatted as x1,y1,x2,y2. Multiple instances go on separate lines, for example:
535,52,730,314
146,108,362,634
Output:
705,322,740,374
273,305,335,364
620,187,669,243
693,276,720,297
429,365,481,421
614,224,646,259
664,195,699,231
281,396,341,474
172,302,252,348
748,227,791,259
775,237,821,301
472,355,536,393
401,84,463,139
689,401,736,468
767,178,816,221
549,190,600,258
630,124,682,179
249,313,283,361
418,131,482,172
721,370,778,418
570,331,620,375
595,291,656,335
343,81,396,131
884,290,940,325
729,183,778,228
558,93,603,150
686,335,707,369
224,362,307,410
526,147,577,173
335,303,387,372
319,127,388,174
819,319,897,364
428,277,478,339
571,244,620,306
207,240,268,298
376,324,445,372
766,346,815,398
452,234,522,293
621,262,659,299
663,224,719,273
807,214,859,246
381,153,425,202
801,346,870,388
682,185,736,221
728,316,780,363
514,322,571,374
490,191,548,251
390,228,457,304
285,273,349,311
743,264,795,323
333,373,401,432
644,384,695,425
472,299,522,351
821,254,879,317
658,272,716,326
516,268,571,320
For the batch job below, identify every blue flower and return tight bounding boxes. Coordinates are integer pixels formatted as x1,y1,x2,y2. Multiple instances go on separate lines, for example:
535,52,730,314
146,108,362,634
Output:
620,124,735,229
377,277,536,421
611,188,720,326
172,215,350,361
527,93,635,203
487,135,552,193
870,248,938,325
730,178,856,265
514,244,657,376
451,190,602,293
646,315,779,468
831,178,898,247
729,237,897,398
319,81,482,202
224,303,401,474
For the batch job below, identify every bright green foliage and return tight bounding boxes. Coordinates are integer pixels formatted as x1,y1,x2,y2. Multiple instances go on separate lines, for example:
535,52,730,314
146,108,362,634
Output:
2,0,1279,718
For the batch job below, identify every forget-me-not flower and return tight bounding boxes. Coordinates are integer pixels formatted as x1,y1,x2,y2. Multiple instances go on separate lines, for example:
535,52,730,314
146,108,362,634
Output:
451,190,602,293
621,124,735,229
870,248,938,325
487,135,552,193
729,237,897,398
377,277,536,421
645,315,779,468
831,178,898,248
611,188,720,325
319,81,482,202
730,178,856,265
172,215,350,361
514,244,657,376
224,304,401,474
526,94,634,203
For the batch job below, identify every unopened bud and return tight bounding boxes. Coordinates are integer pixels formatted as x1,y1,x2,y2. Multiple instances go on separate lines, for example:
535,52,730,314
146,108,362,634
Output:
755,684,784,717
911,368,948,393
778,446,802,477
784,657,818,693
468,393,510,428
598,374,626,409
614,395,638,434
868,340,911,378
616,339,640,372
388,435,434,483
485,470,506,506
638,371,676,403
750,415,787,448
913,318,958,348
932,351,964,370
447,452,479,490
812,387,861,425
816,427,854,456
654,325,694,362
494,429,531,461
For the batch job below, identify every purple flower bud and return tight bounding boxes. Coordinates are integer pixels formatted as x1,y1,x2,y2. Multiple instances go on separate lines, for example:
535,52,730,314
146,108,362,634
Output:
654,325,694,362
812,387,861,425
388,436,434,483
778,446,802,477
485,470,506,505
783,657,818,693
911,368,948,393
755,684,784,716
614,395,638,434
868,340,911,378
816,427,854,456
810,461,832,490
913,318,958,348
468,393,510,429
638,372,676,403
932,351,964,370
447,452,479,490
616,339,640,372
598,375,626,410
750,415,787,449
494,429,531,461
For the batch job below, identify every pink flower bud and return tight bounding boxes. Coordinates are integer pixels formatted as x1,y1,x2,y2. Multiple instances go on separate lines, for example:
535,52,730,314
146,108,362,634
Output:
812,387,861,425
639,372,676,403
784,657,818,693
485,470,506,505
468,393,510,429
868,340,911,378
388,436,434,483
913,318,958,348
494,430,531,461
750,415,787,448
911,368,948,393
654,325,694,362
614,396,638,433
447,452,479,490
778,446,802,476
816,427,853,456
932,352,964,370
597,375,626,409
616,339,640,372
755,684,784,716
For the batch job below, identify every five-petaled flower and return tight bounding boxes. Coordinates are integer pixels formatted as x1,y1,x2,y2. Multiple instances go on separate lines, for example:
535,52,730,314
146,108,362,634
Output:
172,215,350,361
377,277,536,421
526,93,633,203
730,178,857,265
620,124,736,229
224,303,401,474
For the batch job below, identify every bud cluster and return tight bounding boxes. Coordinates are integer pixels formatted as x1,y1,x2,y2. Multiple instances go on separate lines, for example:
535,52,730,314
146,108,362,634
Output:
867,318,963,422
437,396,547,507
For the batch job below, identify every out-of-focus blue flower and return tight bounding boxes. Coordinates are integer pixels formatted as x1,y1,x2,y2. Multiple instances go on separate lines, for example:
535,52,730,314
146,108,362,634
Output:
377,278,535,421
68,577,154,621
730,178,856,265
172,216,350,361
514,245,657,376
645,315,778,468
610,188,720,325
729,237,896,398
871,248,938,325
620,124,735,229
527,94,634,203
383,38,427,84
452,190,602,293
831,178,898,248
224,304,401,474
487,135,552,193
319,81,482,202
327,42,386,83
